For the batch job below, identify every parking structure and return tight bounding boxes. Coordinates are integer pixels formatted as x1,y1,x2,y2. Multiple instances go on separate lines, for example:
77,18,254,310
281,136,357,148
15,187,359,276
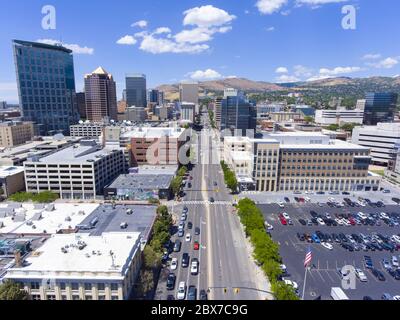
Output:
259,198,400,300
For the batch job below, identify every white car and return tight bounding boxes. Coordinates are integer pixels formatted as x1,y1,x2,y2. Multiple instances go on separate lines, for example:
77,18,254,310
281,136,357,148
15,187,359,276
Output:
355,268,368,282
170,258,178,270
317,218,325,225
283,279,298,290
280,264,287,273
321,242,333,250
357,212,367,220
282,212,290,220
325,213,331,219
190,260,199,275
304,197,311,202
264,222,274,231
391,235,400,243
335,218,344,225
176,281,186,300
380,212,389,219
392,256,399,268
342,219,351,226
278,202,285,208
358,201,366,207
317,202,324,207
185,233,191,242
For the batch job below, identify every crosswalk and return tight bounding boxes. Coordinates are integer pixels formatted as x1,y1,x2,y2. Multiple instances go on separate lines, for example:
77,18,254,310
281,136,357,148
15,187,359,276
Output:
175,200,232,205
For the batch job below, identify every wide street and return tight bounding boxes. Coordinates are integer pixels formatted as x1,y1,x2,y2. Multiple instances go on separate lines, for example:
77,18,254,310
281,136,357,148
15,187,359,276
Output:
155,111,267,300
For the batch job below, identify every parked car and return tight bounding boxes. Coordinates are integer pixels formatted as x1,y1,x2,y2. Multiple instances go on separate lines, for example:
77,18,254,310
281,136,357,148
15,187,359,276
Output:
166,273,176,290
191,259,199,275
170,258,178,270
199,289,208,300
371,268,385,281
355,268,368,282
187,286,197,300
174,240,182,252
182,253,189,268
177,282,186,300
195,227,200,235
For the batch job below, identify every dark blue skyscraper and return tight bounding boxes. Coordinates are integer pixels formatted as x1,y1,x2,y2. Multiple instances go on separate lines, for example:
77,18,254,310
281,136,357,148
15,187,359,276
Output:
363,92,398,125
220,89,256,134
12,40,79,135
126,74,147,108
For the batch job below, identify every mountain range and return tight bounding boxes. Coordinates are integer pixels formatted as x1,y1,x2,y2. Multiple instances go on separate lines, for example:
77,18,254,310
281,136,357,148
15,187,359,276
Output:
156,76,400,101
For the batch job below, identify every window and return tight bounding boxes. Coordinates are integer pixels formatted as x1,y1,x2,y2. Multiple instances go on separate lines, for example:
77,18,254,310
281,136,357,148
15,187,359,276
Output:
111,283,118,291
98,283,105,291
59,282,66,290
31,294,41,300
84,283,92,291
71,283,79,291
31,282,40,290
72,295,80,300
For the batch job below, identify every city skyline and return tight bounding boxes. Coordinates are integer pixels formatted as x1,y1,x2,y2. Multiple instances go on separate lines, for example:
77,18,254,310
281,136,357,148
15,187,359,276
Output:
1,0,400,103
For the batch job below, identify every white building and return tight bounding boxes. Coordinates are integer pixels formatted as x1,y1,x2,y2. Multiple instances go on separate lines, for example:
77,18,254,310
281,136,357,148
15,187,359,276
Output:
24,140,125,199
352,122,400,165
180,102,196,122
5,232,142,300
315,107,364,125
70,122,105,138
179,82,198,105
126,106,147,122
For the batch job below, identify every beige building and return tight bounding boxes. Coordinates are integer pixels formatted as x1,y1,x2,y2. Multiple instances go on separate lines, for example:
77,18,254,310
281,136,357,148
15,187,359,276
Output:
0,166,25,197
0,121,35,147
270,112,302,122
179,82,199,105
5,232,142,300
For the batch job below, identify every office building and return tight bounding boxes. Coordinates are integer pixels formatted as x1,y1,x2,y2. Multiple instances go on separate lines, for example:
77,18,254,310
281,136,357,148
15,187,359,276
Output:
126,74,147,108
269,112,302,122
179,82,198,105
256,103,285,119
12,40,79,135
180,102,196,122
0,166,25,197
363,92,398,125
0,102,7,110
24,140,125,199
292,105,315,117
352,122,400,165
214,97,223,129
220,89,256,133
76,92,86,120
315,107,364,125
70,122,105,138
224,132,380,192
84,67,117,122
5,232,142,300
121,127,185,166
0,121,35,147
356,99,366,111
126,106,147,122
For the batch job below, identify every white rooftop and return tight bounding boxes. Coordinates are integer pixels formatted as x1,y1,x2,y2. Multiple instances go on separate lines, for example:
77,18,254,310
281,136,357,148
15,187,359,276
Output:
6,232,141,279
0,203,99,234
0,166,24,178
121,126,184,139
281,139,370,151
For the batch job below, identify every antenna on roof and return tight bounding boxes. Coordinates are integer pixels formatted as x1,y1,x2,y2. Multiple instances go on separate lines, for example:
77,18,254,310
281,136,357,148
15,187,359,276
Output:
110,250,116,268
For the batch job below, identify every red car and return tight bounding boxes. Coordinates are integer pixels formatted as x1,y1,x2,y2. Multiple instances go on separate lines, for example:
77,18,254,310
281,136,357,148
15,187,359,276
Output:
349,218,356,226
194,241,200,250
280,217,287,225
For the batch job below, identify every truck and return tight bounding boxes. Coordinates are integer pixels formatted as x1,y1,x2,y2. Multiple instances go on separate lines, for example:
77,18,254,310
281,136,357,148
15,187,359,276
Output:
330,287,349,300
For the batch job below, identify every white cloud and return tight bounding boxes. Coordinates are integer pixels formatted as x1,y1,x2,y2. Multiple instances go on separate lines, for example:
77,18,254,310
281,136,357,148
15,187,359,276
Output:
37,39,94,54
175,27,214,44
0,82,18,101
116,35,137,45
319,66,362,76
307,74,330,81
183,5,236,27
187,69,223,81
256,0,288,15
294,65,313,77
226,75,238,79
266,26,275,32
362,53,381,60
131,20,148,28
139,34,209,54
154,27,171,35
296,0,349,4
367,57,399,69
276,74,300,83
275,67,288,73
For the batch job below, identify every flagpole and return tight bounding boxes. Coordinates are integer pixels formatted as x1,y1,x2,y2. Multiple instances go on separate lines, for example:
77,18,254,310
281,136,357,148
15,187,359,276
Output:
302,266,308,300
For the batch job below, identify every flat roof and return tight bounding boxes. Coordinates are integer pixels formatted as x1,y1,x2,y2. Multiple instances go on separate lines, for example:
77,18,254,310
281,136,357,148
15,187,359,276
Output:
135,165,178,175
121,127,183,139
0,203,99,234
0,166,24,177
108,174,173,190
6,232,141,277
78,204,157,240
35,142,121,164
280,140,370,151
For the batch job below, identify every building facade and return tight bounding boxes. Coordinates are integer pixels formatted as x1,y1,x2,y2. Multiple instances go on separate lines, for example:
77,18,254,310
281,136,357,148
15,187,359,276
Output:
84,67,117,121
0,121,35,147
24,140,125,199
315,107,364,125
179,82,199,105
126,74,147,108
70,122,105,138
352,122,400,165
0,166,25,197
12,40,79,135
363,92,398,125
180,102,196,122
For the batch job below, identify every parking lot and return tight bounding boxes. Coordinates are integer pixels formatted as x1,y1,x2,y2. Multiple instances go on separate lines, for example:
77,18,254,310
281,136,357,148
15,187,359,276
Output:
258,199,400,300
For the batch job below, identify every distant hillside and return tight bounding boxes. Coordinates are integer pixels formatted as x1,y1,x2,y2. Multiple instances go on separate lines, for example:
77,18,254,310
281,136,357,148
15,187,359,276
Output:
156,76,400,104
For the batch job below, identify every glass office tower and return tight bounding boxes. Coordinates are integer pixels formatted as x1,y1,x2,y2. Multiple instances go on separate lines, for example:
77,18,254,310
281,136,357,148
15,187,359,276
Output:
12,40,79,135
363,92,398,125
125,74,147,108
220,91,257,134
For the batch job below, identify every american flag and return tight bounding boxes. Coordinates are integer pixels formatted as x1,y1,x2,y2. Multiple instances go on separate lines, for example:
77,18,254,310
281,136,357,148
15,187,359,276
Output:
304,247,312,268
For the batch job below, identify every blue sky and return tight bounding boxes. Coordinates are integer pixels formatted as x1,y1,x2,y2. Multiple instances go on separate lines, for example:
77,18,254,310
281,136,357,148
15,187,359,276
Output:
1,0,400,103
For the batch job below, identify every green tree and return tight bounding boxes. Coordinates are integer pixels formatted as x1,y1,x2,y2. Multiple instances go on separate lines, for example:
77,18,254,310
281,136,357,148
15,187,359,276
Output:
143,246,162,270
271,281,299,300
177,166,188,177
340,123,358,132
171,176,183,196
326,124,339,131
303,116,314,124
0,280,29,300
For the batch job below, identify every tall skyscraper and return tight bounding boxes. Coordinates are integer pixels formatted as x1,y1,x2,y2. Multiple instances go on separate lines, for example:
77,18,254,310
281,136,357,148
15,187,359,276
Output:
220,89,256,133
125,74,147,108
76,92,86,120
148,89,159,104
84,67,117,121
363,92,398,125
179,82,199,105
12,40,79,135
